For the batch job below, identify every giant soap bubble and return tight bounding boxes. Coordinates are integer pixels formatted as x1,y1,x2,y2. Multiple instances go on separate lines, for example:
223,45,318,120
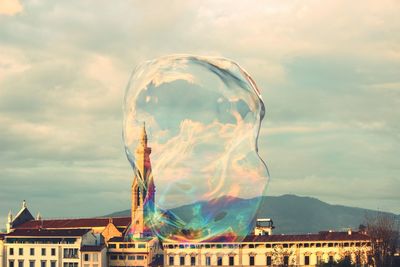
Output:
123,55,268,242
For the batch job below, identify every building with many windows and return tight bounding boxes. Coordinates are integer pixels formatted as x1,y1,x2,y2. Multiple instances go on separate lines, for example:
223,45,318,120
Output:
2,124,374,267
81,245,107,267
3,228,98,267
1,233,5,267
163,229,372,266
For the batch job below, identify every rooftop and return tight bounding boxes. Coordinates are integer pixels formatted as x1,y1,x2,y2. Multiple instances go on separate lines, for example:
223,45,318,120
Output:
163,231,370,244
243,231,370,243
81,245,106,252
6,228,90,237
14,217,131,229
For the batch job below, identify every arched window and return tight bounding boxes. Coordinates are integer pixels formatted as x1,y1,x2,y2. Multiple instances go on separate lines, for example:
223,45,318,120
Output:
137,187,141,206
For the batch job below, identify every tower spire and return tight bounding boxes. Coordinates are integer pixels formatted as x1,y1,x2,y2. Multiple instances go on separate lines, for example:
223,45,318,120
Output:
140,121,148,146
131,121,154,238
8,210,13,223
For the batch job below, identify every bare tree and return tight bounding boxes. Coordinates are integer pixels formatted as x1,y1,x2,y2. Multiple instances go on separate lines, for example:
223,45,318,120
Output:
365,213,399,267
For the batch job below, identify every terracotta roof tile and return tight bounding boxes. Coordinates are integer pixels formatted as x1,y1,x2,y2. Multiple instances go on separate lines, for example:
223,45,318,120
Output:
242,231,370,243
15,217,131,229
6,228,90,237
81,245,105,252
108,236,125,242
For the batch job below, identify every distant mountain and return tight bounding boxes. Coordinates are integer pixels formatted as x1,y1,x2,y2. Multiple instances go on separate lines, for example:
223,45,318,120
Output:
106,194,399,234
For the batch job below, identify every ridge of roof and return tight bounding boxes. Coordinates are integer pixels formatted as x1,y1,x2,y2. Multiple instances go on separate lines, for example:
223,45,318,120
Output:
81,245,106,252
6,228,90,237
14,216,131,229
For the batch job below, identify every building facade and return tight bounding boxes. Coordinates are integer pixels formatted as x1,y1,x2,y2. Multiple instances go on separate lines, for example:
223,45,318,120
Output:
3,229,98,267
163,230,372,266
81,245,107,267
1,124,374,267
1,234,5,267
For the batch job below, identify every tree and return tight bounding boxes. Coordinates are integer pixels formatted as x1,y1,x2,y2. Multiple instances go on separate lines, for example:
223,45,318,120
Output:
318,258,354,267
365,213,399,267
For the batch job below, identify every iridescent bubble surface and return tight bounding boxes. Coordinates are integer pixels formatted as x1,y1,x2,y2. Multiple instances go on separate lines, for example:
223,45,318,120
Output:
123,55,268,242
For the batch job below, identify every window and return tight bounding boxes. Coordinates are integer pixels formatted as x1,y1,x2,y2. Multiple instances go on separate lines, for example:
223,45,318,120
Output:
110,255,117,260
118,255,125,260
229,256,234,266
42,248,46,256
18,260,23,267
108,244,116,249
10,248,14,255
63,263,78,267
119,244,127,248
84,254,90,261
19,248,23,256
51,249,56,256
128,243,135,248
317,255,322,263
41,261,46,267
305,255,310,265
190,256,196,266
265,244,271,248
266,256,272,266
180,256,185,266
329,256,334,263
63,249,78,259
30,248,35,256
169,256,174,266
205,256,211,266
128,255,135,260
29,261,35,267
217,257,223,266
9,261,15,267
50,262,56,267
137,255,144,260
283,256,289,266
249,256,255,266
249,244,255,248
92,254,98,262
138,244,146,248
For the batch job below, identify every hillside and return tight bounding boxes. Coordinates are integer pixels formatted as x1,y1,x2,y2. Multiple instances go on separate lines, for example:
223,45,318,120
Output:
106,194,398,234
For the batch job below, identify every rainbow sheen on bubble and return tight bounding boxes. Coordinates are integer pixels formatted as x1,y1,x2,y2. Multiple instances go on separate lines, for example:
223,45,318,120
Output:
123,55,269,242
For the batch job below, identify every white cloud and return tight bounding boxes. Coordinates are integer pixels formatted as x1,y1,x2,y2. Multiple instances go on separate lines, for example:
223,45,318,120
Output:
0,0,22,15
0,0,399,217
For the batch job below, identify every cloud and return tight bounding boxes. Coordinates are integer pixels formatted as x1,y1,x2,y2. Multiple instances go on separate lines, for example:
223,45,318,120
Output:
0,0,399,220
0,0,22,15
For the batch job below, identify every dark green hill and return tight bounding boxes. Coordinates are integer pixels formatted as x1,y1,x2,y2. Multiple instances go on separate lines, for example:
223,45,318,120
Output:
106,194,398,234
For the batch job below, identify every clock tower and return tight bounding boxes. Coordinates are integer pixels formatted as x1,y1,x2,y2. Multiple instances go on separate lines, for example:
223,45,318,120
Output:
131,123,155,237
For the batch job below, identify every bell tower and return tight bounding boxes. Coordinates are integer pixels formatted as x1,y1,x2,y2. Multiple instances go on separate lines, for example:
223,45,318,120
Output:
131,122,155,237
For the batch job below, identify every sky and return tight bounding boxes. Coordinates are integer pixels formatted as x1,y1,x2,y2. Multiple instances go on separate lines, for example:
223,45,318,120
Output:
0,0,399,226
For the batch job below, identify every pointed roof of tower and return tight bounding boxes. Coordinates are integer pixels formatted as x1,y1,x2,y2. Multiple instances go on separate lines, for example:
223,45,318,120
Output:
8,210,13,223
11,200,35,229
141,122,148,143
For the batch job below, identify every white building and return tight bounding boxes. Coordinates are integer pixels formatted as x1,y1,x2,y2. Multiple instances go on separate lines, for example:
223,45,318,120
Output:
1,234,5,267
163,230,372,267
3,228,98,267
80,246,107,267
